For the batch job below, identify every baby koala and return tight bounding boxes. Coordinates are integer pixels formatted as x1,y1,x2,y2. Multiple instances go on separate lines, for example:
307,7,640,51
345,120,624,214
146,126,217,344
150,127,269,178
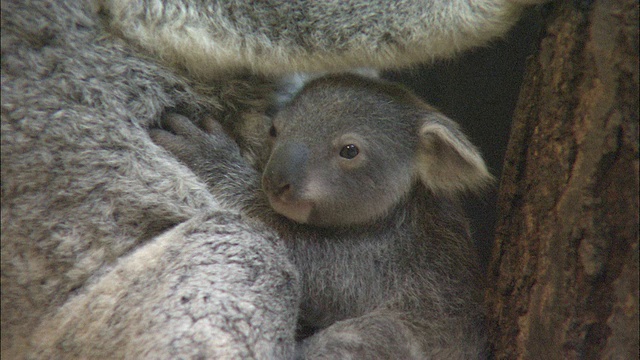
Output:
151,74,492,359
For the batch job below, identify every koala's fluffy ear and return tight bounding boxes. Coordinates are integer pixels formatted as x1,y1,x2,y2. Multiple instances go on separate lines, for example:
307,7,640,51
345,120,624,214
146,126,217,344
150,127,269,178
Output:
416,113,493,195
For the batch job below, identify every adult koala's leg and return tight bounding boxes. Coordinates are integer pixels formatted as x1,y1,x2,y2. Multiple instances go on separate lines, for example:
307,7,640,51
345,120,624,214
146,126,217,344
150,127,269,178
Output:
1,1,297,358
29,213,298,359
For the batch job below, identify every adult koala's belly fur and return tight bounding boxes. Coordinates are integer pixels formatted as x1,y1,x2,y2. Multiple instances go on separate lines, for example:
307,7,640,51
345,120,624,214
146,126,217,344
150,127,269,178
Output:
1,2,296,359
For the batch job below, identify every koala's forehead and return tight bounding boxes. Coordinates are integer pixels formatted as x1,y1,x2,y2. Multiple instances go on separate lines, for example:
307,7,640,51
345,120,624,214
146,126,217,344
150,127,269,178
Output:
276,79,420,139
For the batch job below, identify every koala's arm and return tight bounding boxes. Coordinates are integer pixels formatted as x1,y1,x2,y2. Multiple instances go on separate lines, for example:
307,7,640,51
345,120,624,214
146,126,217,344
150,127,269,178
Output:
297,310,486,360
101,0,536,78
150,114,274,221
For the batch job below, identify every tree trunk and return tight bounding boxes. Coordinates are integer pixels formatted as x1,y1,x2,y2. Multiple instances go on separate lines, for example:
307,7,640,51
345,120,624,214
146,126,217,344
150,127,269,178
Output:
486,1,639,359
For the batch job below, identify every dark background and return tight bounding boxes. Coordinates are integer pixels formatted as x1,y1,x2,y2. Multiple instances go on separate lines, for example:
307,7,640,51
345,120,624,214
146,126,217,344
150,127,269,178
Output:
384,9,544,271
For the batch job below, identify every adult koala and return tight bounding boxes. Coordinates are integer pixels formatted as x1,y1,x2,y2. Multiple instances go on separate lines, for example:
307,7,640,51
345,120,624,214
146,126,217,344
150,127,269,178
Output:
1,0,534,358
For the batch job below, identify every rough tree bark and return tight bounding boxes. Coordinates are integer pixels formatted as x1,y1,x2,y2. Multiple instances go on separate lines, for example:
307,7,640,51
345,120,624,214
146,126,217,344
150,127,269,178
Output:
486,1,639,359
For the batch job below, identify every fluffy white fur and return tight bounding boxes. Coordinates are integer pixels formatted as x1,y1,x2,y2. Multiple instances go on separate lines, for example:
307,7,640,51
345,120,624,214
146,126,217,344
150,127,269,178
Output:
103,0,523,78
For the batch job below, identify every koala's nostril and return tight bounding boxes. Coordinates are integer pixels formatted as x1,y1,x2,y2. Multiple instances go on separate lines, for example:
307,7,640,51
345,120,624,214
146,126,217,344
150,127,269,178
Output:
277,184,291,197
263,141,308,199
271,183,291,198
262,174,292,198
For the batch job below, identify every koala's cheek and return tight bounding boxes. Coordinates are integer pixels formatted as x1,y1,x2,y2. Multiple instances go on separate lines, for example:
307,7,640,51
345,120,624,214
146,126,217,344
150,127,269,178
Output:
267,194,313,224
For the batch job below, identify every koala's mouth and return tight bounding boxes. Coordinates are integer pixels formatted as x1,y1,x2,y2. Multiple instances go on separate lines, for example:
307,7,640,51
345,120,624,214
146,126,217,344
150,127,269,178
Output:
266,194,313,224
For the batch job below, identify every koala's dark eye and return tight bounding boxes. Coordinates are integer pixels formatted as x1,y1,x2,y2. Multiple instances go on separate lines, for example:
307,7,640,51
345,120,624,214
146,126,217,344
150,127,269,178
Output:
269,125,277,138
339,144,359,159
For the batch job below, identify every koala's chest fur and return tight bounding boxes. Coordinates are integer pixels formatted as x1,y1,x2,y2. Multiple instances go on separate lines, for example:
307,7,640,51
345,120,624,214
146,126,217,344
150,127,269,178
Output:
294,228,400,327
286,188,468,335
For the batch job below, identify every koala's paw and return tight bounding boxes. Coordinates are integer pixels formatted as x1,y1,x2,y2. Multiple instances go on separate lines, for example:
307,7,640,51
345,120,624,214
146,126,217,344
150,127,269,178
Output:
295,314,429,360
508,0,550,4
150,113,240,171
296,335,372,360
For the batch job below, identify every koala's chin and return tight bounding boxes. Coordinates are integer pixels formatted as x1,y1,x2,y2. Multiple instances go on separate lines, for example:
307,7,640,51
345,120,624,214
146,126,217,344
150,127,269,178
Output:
267,193,314,224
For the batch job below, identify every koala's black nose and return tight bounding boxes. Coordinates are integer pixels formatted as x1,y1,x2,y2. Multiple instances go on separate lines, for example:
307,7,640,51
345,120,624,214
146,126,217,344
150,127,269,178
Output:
262,141,309,198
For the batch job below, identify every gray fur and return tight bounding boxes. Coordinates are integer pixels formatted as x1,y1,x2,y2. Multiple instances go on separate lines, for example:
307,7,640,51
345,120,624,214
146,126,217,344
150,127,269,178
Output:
1,2,294,358
2,0,535,358
104,0,525,77
151,74,493,359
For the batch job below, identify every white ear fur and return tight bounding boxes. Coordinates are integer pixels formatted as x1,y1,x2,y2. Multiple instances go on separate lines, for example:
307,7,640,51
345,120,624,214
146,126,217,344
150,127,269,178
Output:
416,115,493,195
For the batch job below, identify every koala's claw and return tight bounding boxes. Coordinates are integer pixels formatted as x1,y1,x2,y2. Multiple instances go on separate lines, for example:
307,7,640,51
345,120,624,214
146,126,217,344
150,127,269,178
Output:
150,115,191,158
151,112,242,172
160,113,203,137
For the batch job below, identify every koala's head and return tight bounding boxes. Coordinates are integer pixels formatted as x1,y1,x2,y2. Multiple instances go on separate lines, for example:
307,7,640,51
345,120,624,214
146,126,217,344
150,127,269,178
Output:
262,74,492,227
